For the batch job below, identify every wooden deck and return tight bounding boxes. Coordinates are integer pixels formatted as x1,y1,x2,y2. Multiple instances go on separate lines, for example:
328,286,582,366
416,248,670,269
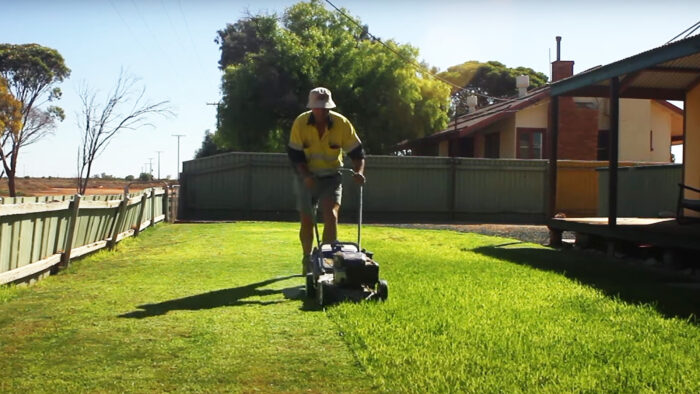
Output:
548,217,700,252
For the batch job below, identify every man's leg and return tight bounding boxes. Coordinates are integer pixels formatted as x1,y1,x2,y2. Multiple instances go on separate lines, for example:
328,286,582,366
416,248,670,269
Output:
295,175,316,274
320,197,340,244
299,212,314,255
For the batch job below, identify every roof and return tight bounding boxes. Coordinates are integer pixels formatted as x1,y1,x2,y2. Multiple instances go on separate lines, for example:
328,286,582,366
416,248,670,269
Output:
550,34,700,100
399,87,549,147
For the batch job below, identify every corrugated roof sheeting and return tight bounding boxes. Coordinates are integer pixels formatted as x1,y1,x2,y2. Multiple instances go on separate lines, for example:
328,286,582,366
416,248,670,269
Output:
551,34,700,98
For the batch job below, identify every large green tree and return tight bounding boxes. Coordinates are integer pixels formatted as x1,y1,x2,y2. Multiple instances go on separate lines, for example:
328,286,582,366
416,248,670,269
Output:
215,0,451,154
439,61,548,116
0,43,70,196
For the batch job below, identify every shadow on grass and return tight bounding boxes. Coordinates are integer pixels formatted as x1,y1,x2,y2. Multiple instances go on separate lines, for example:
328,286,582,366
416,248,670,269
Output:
472,243,700,323
119,274,320,318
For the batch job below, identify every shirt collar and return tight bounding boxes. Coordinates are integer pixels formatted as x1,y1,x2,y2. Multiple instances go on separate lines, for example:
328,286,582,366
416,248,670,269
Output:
307,112,334,129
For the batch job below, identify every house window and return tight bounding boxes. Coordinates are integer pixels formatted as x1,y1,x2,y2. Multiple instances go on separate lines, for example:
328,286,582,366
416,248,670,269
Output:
597,130,609,161
516,128,545,159
484,133,500,158
454,137,474,157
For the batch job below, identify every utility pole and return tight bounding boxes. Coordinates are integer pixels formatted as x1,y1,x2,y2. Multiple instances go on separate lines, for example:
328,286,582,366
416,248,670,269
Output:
155,150,163,180
148,158,154,178
172,134,185,180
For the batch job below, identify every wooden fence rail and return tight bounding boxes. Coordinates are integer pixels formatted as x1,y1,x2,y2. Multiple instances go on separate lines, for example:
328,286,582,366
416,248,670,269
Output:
0,186,179,286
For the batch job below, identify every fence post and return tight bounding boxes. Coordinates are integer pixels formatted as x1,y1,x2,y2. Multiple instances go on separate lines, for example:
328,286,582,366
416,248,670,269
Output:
163,186,169,223
449,157,457,221
246,155,253,219
171,185,180,222
134,190,148,236
150,187,156,227
59,194,82,269
109,191,129,249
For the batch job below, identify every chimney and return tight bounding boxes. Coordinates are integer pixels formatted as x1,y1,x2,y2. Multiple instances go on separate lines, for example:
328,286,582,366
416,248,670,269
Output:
556,36,561,60
551,36,574,82
516,75,529,97
466,95,478,113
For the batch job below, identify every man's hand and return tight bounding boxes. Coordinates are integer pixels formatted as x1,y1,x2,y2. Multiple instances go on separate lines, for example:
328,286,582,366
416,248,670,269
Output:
353,172,366,185
303,175,316,190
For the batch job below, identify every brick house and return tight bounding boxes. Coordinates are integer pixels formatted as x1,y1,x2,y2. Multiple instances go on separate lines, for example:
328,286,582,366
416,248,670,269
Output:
398,56,684,162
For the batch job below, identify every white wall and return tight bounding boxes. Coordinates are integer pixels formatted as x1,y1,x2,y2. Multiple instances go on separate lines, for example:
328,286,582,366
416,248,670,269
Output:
685,84,700,210
650,101,673,162
439,140,449,156
618,99,652,162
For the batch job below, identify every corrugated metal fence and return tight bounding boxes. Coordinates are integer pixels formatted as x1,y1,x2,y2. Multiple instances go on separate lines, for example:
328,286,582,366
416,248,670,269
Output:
0,187,178,285
180,153,549,223
597,164,682,217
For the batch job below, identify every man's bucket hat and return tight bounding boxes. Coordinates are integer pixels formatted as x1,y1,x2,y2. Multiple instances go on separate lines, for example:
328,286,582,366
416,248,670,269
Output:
306,87,336,109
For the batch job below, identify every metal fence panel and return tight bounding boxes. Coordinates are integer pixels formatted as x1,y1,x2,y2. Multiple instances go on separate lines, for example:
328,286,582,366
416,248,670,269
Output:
180,152,549,222
598,164,682,217
455,159,546,214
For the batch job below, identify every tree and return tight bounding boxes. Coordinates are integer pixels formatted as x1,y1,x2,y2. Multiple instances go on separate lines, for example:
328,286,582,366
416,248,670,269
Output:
439,61,548,117
138,172,153,182
76,71,172,194
0,77,22,138
0,44,70,196
195,129,230,159
215,0,451,154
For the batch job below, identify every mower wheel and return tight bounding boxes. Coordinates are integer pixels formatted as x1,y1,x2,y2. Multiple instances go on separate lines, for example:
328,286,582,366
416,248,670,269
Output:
377,280,388,301
305,273,315,298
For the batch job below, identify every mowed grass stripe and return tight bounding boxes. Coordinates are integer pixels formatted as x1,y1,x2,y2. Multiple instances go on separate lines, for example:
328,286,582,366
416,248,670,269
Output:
1,222,699,392
330,227,700,392
0,222,373,393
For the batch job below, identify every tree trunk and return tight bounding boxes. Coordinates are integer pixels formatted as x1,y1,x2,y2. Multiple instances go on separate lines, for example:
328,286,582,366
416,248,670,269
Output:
7,168,16,197
80,162,94,195
8,143,21,197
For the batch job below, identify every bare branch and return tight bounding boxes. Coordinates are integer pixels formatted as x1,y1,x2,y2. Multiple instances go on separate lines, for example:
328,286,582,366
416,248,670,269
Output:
75,70,174,194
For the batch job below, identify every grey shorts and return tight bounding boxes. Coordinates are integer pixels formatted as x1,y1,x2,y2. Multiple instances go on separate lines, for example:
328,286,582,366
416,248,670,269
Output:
294,173,343,215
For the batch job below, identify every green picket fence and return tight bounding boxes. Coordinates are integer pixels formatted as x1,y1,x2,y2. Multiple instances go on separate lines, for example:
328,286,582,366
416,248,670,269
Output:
0,187,177,285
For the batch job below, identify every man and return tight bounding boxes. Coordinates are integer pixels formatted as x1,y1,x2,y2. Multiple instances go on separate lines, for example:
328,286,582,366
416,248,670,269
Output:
287,87,366,274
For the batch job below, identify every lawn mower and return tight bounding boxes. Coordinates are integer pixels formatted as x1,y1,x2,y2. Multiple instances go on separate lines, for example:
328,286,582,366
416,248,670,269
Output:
305,168,388,306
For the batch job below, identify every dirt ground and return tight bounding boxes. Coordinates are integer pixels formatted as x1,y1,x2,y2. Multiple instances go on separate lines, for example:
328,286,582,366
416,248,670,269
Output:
0,177,175,197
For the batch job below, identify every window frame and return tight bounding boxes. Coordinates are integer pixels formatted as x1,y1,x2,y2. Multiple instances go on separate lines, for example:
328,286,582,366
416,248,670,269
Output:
516,127,546,159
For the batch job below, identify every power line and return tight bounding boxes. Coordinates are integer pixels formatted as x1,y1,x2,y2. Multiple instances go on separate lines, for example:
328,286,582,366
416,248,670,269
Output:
177,0,206,74
323,0,508,103
666,20,700,44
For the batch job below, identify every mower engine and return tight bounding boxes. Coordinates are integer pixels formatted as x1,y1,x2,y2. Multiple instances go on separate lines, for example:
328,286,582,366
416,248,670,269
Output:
332,249,379,288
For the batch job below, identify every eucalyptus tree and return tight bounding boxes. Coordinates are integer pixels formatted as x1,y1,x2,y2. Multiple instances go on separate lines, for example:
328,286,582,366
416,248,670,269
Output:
0,77,22,139
0,43,70,196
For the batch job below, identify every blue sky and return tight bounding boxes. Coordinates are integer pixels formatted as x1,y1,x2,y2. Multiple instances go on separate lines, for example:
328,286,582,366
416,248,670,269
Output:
1,0,697,178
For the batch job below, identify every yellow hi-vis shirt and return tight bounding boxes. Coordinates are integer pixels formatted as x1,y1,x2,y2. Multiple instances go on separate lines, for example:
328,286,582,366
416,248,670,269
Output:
288,110,361,176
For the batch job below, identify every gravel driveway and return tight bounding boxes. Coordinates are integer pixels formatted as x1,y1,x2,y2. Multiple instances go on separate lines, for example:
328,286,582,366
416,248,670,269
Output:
382,223,552,245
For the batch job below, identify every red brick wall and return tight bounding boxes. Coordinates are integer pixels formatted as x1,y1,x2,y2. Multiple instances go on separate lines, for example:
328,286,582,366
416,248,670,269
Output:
556,97,599,160
552,61,574,82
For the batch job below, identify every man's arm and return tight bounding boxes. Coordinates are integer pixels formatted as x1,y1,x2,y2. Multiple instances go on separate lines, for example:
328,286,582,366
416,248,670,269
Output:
287,146,315,189
347,145,366,185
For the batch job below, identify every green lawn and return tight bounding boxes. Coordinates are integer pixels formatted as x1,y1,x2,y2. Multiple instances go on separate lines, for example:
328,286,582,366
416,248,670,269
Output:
1,222,699,393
